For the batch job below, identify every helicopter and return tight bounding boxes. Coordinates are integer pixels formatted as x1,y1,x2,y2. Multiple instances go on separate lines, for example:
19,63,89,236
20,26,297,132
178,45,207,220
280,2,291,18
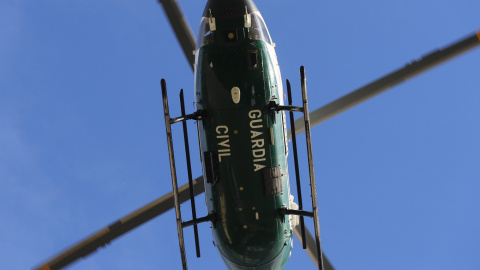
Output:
4,0,477,269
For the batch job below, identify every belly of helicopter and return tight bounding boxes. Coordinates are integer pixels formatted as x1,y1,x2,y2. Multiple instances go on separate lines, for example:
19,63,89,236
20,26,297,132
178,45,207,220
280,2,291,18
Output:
195,43,293,268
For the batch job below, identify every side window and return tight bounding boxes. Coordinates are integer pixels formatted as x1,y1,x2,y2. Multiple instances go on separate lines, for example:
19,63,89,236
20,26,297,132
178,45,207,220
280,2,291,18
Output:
204,151,219,184
247,49,259,69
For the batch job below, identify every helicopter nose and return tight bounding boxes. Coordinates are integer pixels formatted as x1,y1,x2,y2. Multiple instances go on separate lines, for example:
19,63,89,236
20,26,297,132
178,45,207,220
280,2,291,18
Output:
202,0,259,17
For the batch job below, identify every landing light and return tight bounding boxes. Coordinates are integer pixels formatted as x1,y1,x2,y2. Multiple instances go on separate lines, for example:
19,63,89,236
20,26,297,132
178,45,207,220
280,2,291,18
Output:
231,87,241,104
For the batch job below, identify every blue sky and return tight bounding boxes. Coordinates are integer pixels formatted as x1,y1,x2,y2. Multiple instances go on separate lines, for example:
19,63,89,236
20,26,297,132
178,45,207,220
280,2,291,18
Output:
1,0,479,269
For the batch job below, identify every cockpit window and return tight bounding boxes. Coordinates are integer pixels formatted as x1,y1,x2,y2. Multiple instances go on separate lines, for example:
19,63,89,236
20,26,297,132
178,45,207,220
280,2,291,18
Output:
196,12,273,49
247,13,272,44
196,18,214,49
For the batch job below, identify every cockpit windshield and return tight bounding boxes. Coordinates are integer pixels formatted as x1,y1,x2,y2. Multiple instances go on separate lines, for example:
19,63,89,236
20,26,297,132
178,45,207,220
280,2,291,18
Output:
247,12,272,44
196,17,215,49
196,12,273,49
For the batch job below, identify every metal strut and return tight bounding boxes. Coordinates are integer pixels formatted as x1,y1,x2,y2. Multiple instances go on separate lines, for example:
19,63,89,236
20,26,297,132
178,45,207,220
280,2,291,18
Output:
286,79,307,250
161,79,188,270
179,90,201,258
300,66,324,270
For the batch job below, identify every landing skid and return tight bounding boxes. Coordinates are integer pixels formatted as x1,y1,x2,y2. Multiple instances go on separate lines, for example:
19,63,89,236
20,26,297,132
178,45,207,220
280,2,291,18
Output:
161,80,212,270
271,66,325,270
162,66,325,270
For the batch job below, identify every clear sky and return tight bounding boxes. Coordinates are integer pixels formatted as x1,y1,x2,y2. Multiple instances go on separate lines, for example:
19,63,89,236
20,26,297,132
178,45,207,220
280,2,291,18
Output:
1,0,479,269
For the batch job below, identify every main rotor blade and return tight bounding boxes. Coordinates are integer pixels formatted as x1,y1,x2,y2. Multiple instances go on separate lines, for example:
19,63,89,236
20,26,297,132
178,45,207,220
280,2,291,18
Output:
288,31,480,138
293,226,335,270
34,177,205,270
157,0,196,69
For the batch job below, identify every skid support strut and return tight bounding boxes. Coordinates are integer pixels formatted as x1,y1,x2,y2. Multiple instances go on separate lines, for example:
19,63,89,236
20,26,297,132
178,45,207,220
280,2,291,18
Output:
300,66,324,270
286,79,307,249
161,79,188,270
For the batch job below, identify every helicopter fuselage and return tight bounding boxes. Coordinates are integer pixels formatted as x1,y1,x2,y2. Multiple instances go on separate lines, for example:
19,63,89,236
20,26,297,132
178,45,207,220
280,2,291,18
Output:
194,2,295,269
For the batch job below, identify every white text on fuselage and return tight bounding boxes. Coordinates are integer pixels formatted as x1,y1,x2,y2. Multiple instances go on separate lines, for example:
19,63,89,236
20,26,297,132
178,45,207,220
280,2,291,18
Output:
216,125,230,162
249,110,266,172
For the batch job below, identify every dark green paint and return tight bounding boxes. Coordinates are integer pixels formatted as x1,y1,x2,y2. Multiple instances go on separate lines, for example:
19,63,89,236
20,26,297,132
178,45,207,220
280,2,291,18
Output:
194,8,294,270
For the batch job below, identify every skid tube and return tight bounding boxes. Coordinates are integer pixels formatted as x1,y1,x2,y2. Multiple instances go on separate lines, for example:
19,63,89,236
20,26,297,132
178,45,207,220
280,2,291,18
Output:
161,79,188,270
161,80,210,267
300,66,325,270
270,67,325,270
